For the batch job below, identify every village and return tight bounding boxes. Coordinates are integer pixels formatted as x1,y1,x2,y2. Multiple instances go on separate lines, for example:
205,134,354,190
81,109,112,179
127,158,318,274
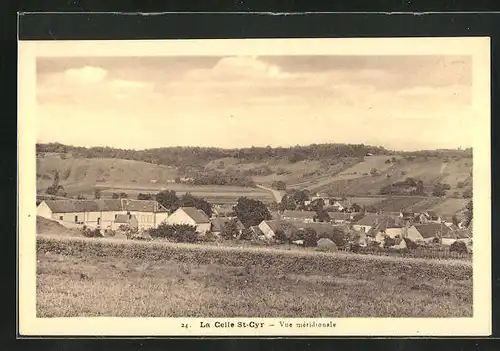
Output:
37,189,473,258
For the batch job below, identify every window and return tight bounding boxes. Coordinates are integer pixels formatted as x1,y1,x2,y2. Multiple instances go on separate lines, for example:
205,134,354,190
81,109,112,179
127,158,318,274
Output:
74,215,78,223
115,214,118,219
97,218,101,225
59,216,63,221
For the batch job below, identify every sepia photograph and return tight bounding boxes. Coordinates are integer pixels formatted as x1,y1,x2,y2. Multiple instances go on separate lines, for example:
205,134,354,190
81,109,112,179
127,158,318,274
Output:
18,38,491,336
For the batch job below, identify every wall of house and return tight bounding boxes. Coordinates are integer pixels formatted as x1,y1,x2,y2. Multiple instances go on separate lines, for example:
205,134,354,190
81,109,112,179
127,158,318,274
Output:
165,209,197,227
51,212,86,228
405,226,424,242
385,228,403,238
258,222,275,239
155,212,170,227
196,223,211,234
128,211,155,230
36,202,53,219
441,238,456,246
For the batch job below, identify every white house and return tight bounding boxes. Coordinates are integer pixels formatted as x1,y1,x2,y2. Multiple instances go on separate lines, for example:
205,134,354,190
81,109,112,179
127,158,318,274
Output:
37,199,170,231
165,207,211,234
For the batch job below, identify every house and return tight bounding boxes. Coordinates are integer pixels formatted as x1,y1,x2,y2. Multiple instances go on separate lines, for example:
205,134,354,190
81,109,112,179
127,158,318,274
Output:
352,213,380,233
249,225,264,239
212,204,235,217
413,223,451,243
36,199,170,230
258,219,299,240
441,228,472,246
349,212,365,222
327,212,351,224
372,218,404,242
165,207,211,234
329,201,345,212
210,217,245,236
424,211,442,223
113,214,139,230
399,210,414,221
281,210,316,223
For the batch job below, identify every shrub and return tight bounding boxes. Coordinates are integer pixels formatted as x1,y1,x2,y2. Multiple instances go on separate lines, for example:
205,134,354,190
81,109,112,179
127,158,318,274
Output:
202,231,218,242
450,240,468,253
82,227,103,238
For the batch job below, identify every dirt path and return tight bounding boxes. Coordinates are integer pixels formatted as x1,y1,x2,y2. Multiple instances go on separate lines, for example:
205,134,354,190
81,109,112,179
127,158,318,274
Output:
256,184,284,203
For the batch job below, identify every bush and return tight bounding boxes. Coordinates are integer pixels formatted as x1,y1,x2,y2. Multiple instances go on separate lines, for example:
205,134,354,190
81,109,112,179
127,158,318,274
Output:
450,240,468,253
148,223,199,243
82,227,103,238
202,231,218,242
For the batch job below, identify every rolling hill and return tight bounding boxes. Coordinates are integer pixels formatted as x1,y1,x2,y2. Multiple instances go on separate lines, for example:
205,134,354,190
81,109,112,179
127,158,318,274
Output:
36,143,472,208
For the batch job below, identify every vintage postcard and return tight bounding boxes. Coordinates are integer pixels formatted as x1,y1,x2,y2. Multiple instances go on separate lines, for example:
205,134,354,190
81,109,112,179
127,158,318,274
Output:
18,37,491,336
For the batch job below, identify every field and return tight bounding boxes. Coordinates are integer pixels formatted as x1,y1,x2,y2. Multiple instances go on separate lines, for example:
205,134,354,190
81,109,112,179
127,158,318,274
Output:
36,153,179,196
37,235,472,318
96,183,275,204
319,156,472,197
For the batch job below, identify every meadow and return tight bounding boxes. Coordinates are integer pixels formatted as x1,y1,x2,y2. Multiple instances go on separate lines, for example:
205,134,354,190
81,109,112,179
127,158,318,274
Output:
36,235,472,318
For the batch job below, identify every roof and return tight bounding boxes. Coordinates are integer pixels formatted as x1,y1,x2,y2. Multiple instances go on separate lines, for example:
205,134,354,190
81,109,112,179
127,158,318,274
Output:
354,213,380,226
179,207,210,223
327,212,351,221
376,218,402,231
42,199,168,213
261,219,299,233
425,210,439,218
414,223,451,239
282,210,316,219
442,228,471,239
210,217,244,232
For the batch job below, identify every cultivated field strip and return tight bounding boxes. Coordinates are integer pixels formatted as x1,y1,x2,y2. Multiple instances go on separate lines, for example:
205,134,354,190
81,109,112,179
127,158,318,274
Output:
37,236,472,276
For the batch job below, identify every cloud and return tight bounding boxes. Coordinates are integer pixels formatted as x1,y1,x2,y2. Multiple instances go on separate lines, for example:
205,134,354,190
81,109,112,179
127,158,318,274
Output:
37,65,156,105
63,66,108,84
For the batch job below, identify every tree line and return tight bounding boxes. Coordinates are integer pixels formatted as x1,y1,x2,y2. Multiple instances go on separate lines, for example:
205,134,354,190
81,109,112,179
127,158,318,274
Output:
37,142,392,167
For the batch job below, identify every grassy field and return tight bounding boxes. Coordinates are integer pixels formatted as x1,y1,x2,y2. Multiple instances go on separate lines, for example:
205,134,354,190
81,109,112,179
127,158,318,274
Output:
96,183,274,204
37,235,472,318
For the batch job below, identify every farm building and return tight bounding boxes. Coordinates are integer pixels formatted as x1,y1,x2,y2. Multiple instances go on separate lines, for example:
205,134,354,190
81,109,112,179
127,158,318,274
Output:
352,213,380,233
258,219,299,240
249,225,264,238
371,218,404,242
423,211,442,223
327,212,351,224
113,214,139,230
212,204,235,217
36,199,170,231
412,223,452,243
210,217,245,236
288,221,347,240
281,210,316,223
441,228,472,246
165,207,211,234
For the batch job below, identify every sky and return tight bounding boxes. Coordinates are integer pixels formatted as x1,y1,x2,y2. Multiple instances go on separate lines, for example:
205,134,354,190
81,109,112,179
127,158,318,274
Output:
36,55,473,151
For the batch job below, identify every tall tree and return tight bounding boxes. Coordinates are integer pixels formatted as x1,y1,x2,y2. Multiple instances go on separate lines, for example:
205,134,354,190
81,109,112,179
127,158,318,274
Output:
179,193,213,217
156,190,179,212
233,197,272,228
